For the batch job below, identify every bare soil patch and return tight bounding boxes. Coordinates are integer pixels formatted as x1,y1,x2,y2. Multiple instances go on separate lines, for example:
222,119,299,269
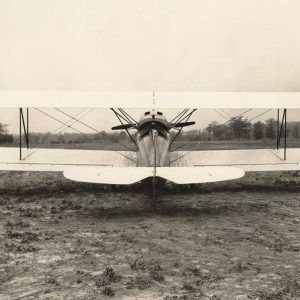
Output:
0,171,299,299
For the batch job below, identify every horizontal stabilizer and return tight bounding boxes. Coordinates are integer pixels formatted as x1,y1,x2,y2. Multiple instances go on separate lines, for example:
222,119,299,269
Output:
64,167,152,184
157,166,245,184
64,166,244,185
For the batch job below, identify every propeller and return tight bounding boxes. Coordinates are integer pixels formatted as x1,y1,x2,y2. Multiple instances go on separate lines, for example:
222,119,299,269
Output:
170,121,195,128
111,124,136,130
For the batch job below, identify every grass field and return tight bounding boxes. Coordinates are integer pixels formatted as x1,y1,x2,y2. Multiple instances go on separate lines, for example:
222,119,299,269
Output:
0,170,299,299
4,139,300,151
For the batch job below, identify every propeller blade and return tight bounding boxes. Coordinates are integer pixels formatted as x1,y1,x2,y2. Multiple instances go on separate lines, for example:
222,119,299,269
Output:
111,124,135,130
170,121,195,128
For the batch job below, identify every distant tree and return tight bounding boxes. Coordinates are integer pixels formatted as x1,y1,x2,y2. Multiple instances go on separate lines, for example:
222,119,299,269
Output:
0,122,8,134
265,118,277,139
291,122,300,139
0,122,13,144
253,121,265,140
219,124,233,140
0,134,13,143
206,121,219,139
205,121,225,140
119,131,127,141
228,117,252,140
183,129,200,141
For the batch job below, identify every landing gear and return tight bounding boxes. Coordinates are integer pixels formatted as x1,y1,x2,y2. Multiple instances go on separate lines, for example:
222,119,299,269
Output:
151,177,166,209
186,184,196,192
152,175,156,208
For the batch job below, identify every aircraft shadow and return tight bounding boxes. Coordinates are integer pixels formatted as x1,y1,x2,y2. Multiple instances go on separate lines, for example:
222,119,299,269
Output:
1,181,299,197
81,197,272,220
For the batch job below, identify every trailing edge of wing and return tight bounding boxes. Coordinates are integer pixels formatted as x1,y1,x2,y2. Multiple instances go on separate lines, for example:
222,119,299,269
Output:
2,91,300,108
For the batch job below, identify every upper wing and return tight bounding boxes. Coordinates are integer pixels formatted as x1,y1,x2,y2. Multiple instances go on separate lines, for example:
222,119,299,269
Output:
171,148,300,172
1,91,300,108
0,147,136,171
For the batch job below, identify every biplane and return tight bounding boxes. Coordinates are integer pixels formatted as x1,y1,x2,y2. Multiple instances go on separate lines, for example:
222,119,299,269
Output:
0,92,300,198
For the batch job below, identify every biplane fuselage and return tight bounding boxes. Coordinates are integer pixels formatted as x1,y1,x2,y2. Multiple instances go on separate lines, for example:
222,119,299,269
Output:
136,110,171,167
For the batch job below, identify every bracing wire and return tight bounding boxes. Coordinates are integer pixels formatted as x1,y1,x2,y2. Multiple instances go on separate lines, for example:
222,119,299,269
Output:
24,108,137,163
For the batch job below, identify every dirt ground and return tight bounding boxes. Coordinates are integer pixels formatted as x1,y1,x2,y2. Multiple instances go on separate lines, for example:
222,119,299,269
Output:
0,171,299,299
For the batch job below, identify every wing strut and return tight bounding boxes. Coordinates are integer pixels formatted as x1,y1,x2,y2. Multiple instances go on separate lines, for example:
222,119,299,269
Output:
19,108,30,160
110,108,137,147
170,109,197,146
276,108,287,160
151,129,157,202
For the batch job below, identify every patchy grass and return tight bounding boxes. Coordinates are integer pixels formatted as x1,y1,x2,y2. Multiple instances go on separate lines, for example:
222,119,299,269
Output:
4,139,300,151
0,170,299,298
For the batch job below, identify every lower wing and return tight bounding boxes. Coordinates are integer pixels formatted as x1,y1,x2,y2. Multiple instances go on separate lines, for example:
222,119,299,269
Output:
0,147,244,185
1,147,299,185
171,148,300,172
0,147,136,171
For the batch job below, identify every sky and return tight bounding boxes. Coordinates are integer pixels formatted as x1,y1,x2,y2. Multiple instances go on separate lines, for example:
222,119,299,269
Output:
1,1,300,131
1,0,300,91
1,108,300,134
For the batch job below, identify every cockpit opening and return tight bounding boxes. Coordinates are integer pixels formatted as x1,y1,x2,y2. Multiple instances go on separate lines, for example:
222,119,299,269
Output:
139,124,168,139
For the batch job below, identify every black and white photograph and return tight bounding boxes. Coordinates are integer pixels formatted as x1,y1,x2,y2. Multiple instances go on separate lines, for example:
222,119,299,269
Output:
0,1,300,299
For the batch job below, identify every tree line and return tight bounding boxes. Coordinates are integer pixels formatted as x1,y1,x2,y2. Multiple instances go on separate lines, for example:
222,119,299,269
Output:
0,117,300,145
180,117,300,141
0,123,14,143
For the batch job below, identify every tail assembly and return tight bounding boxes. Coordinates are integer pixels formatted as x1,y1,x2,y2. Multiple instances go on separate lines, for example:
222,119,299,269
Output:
64,166,244,185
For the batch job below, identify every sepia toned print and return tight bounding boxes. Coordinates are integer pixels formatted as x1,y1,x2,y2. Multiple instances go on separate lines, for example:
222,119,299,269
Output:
1,0,300,298
0,103,299,298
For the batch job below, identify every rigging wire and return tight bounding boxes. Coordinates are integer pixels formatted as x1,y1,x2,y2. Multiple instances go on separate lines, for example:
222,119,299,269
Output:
169,109,189,124
55,108,137,156
170,150,193,164
116,109,135,126
54,108,90,133
170,109,195,128
170,140,194,152
170,108,257,159
55,108,103,133
46,108,136,152
22,108,89,160
216,109,253,127
118,108,138,125
34,108,83,133
25,108,135,164
110,108,137,147
170,109,197,145
171,108,283,163
220,109,232,118
213,109,229,121
115,151,137,164
59,108,95,134
248,108,273,122
54,108,137,156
